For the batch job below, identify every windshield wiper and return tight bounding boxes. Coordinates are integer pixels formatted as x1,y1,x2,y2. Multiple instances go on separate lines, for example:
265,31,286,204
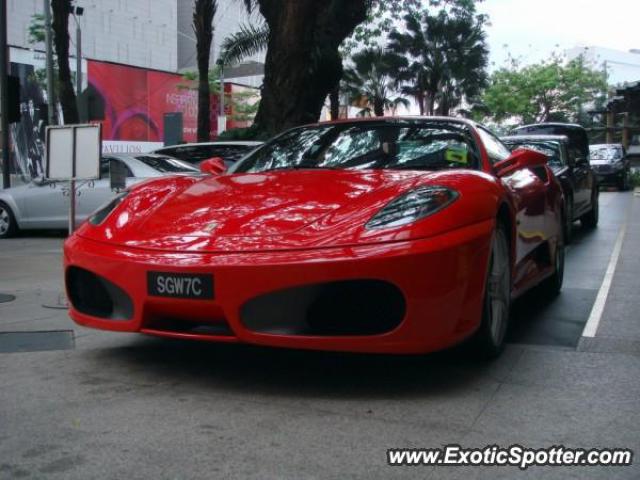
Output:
293,163,340,170
263,164,340,173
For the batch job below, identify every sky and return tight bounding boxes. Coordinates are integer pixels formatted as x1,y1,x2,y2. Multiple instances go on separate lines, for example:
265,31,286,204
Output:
478,0,640,70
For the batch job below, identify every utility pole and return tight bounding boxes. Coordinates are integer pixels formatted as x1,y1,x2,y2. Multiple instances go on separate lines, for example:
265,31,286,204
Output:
68,5,83,233
44,0,56,126
0,0,15,302
1,0,10,189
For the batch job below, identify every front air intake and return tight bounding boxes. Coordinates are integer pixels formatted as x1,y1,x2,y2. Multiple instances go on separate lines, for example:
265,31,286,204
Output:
66,266,134,320
240,280,406,336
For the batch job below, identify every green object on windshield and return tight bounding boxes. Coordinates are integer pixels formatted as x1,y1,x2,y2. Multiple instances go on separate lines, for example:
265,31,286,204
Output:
445,146,469,164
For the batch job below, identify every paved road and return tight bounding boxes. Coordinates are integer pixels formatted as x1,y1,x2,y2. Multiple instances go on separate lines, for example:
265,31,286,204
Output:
0,191,639,479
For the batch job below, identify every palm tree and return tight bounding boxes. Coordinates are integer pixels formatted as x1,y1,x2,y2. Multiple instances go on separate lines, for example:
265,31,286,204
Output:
388,9,488,116
342,48,409,117
193,0,217,141
50,0,78,124
435,12,489,115
220,22,269,66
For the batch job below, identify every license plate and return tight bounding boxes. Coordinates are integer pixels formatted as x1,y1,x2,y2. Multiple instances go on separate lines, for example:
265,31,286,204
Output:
147,272,214,300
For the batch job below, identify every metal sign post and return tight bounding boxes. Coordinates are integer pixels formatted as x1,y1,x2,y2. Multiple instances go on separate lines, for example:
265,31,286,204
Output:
45,124,101,235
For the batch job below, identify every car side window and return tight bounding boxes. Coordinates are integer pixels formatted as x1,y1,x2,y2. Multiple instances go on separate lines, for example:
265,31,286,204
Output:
158,147,177,158
567,146,582,165
476,127,511,164
105,157,134,178
561,144,573,167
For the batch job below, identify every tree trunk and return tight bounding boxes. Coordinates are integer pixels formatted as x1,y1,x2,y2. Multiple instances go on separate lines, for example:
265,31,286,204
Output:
194,0,216,142
416,91,425,116
437,95,450,116
51,0,78,124
329,85,340,120
426,94,436,116
254,0,368,137
373,98,384,117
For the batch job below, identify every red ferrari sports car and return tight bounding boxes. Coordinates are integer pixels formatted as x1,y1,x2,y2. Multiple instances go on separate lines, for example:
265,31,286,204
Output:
64,117,565,357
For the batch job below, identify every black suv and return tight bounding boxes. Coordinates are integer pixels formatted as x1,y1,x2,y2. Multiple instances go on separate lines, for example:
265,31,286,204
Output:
589,144,631,190
505,123,599,242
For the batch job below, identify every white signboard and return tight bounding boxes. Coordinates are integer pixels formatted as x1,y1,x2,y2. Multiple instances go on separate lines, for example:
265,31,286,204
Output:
45,124,101,181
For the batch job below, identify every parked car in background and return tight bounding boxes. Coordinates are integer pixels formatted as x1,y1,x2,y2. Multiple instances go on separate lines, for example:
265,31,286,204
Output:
502,134,597,243
0,154,199,238
589,144,631,190
510,123,599,232
151,141,263,167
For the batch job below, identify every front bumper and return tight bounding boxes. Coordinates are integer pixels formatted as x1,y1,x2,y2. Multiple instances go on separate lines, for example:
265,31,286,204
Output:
64,220,494,354
592,165,625,184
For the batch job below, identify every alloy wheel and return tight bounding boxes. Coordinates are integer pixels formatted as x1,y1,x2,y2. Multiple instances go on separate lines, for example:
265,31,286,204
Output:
0,206,10,236
486,230,510,346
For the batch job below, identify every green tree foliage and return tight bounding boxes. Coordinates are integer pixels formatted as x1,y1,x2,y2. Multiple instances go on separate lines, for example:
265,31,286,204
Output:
28,14,46,44
220,22,269,66
343,0,480,53
387,2,488,116
481,55,608,125
181,67,260,124
342,48,409,116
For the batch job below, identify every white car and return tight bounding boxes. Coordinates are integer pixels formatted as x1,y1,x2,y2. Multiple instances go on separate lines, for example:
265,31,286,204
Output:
0,154,198,238
151,141,263,167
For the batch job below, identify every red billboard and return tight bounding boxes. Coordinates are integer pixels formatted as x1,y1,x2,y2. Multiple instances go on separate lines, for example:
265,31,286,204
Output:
88,60,228,143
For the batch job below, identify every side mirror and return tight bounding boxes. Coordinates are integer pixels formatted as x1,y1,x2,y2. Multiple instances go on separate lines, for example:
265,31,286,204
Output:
494,148,548,178
200,157,227,176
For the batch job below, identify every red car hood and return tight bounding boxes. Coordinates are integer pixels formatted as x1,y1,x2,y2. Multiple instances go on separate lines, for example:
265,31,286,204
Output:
78,169,475,252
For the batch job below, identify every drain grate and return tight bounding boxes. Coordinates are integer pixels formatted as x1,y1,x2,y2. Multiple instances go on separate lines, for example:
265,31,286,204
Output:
0,330,75,353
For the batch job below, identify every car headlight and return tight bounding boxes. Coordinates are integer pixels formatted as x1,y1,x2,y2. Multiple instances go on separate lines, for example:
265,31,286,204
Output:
89,191,129,225
365,186,459,230
613,160,624,170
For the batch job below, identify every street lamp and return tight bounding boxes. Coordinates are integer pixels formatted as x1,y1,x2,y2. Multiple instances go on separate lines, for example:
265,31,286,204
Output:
216,58,226,135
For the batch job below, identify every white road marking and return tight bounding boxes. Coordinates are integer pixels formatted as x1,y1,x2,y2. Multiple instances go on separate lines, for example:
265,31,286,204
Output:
581,223,628,338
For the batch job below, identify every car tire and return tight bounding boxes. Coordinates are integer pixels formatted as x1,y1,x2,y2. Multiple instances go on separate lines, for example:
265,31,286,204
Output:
0,201,19,239
564,197,573,245
542,227,565,297
624,171,631,191
618,172,628,191
471,223,511,359
581,189,599,229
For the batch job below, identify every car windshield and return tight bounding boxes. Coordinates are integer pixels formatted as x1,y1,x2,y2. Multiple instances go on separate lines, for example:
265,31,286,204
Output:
503,140,563,168
134,155,199,173
590,146,622,160
231,122,480,173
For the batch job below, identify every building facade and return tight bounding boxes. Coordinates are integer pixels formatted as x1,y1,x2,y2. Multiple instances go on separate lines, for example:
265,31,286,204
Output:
566,46,640,86
5,0,264,185
8,0,264,74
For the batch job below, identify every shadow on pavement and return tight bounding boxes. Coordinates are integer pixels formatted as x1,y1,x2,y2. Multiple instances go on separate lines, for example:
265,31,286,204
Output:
84,336,510,400
506,222,601,348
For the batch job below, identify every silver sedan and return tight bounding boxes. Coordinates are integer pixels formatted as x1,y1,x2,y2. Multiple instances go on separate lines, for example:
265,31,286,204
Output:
0,153,199,238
